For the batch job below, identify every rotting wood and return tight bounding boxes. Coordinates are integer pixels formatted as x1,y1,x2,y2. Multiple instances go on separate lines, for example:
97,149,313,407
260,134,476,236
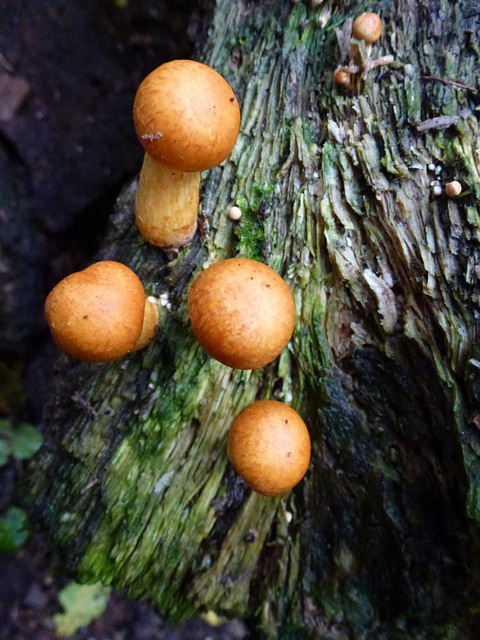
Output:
28,1,480,638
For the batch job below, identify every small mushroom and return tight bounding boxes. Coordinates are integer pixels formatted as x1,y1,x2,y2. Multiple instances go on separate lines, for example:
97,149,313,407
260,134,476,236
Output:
333,67,354,91
45,261,158,362
228,205,242,221
352,12,382,54
227,400,311,496
335,12,390,92
445,180,462,198
133,60,241,249
188,258,295,370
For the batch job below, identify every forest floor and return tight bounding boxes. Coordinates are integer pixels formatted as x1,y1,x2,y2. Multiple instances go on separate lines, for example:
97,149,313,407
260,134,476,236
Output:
0,1,247,638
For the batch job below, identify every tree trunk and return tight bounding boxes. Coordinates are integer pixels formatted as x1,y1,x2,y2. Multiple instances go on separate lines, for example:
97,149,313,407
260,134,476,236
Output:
28,0,480,637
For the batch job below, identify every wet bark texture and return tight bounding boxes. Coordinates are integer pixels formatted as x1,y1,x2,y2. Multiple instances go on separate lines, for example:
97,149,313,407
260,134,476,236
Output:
29,0,480,638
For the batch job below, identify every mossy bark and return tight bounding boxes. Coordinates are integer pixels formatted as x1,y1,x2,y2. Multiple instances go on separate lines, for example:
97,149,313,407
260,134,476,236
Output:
28,0,480,638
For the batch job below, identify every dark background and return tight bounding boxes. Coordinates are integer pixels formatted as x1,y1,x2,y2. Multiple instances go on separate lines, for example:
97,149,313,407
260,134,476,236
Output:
0,1,246,638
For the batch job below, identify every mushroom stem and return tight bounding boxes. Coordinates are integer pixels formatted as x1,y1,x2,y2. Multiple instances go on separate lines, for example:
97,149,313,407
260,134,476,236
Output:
133,296,160,351
135,153,199,249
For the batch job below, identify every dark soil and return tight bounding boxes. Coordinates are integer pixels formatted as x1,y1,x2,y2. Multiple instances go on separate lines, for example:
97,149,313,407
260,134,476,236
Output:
0,1,246,638
0,539,246,640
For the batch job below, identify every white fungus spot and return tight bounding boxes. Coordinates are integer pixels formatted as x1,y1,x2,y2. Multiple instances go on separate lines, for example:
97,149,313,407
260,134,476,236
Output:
154,471,174,494
141,132,163,141
147,295,160,306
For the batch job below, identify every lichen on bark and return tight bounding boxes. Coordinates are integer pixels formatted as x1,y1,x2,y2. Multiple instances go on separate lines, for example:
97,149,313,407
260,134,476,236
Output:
28,0,480,638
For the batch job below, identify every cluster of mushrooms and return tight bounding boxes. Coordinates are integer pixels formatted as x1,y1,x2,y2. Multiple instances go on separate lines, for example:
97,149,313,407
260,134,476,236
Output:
333,12,392,91
44,59,311,497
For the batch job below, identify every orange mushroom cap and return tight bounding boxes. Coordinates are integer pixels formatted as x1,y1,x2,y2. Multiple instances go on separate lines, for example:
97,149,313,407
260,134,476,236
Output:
333,68,353,90
228,400,311,496
45,261,146,362
352,12,382,44
133,60,241,173
188,258,296,370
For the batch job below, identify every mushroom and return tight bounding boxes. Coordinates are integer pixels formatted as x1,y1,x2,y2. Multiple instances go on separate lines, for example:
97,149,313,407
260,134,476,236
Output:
352,12,382,56
333,67,354,92
445,180,462,198
333,12,390,93
45,261,159,362
227,400,311,496
133,60,241,249
228,205,242,221
188,258,295,370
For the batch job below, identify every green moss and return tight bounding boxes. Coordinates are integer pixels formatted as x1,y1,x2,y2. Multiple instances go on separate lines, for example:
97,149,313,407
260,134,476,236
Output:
233,183,276,259
235,214,265,260
283,2,307,53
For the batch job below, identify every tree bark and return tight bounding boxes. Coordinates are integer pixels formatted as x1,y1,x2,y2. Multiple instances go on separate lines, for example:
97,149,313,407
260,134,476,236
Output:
28,0,480,637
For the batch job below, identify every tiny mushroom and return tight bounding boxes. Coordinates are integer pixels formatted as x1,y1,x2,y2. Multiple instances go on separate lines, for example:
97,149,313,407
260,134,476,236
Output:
228,205,242,221
188,258,295,370
333,67,354,91
227,400,311,496
352,12,382,51
335,12,389,91
45,261,158,362
445,180,462,198
133,60,241,249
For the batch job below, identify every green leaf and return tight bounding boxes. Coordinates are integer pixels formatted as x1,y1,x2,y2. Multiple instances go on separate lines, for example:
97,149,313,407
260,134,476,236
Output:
0,419,43,465
0,418,13,466
0,418,12,467
54,582,111,637
10,423,43,460
0,438,12,466
0,507,29,552
0,418,11,433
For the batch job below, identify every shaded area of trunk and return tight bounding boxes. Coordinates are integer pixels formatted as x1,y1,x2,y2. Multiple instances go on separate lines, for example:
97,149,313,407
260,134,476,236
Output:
27,1,480,638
